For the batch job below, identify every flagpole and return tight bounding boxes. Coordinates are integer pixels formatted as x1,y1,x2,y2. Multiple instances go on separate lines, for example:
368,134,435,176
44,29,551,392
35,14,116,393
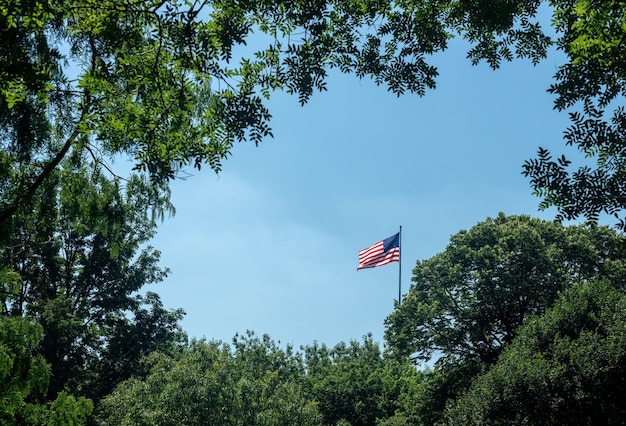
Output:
398,225,402,304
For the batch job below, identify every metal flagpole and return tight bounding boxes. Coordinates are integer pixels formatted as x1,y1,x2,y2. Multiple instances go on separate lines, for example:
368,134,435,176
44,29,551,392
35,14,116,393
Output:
398,225,402,304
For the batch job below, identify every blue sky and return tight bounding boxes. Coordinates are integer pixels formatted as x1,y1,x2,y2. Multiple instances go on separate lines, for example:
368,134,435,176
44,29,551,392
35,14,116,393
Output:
148,37,575,354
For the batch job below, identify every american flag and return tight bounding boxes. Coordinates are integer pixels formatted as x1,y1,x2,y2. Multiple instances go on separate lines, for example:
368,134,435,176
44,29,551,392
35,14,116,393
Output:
357,232,400,270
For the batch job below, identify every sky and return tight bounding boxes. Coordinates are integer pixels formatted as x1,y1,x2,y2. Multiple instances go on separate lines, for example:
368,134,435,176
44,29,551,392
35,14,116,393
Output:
147,34,576,355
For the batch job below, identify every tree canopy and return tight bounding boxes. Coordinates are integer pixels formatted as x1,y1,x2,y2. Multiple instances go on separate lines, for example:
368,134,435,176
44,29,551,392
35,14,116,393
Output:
98,332,322,425
385,213,626,365
4,0,626,228
99,332,423,426
2,0,626,228
522,0,626,229
0,0,555,228
303,334,424,426
445,279,626,425
0,314,93,425
5,0,626,424
384,214,626,425
0,156,186,417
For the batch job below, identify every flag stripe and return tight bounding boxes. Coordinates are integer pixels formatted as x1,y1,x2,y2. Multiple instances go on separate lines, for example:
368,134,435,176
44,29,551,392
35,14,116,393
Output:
357,232,400,270
358,249,399,269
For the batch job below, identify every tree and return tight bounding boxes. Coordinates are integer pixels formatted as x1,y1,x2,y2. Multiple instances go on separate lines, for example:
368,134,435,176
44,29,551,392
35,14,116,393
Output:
521,0,626,229
385,214,626,366
98,332,322,425
0,0,553,227
303,334,424,426
384,214,626,424
100,333,426,426
0,156,186,403
445,279,626,425
4,0,626,230
89,291,187,400
0,315,47,421
0,314,93,425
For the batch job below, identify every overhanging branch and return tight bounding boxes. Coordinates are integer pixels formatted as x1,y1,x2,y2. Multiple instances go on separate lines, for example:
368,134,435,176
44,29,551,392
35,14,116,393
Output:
0,101,90,230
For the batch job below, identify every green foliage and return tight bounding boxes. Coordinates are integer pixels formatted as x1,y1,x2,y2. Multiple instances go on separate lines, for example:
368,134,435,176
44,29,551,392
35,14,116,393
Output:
1,0,624,233
0,0,553,227
376,361,487,426
100,333,427,426
384,214,626,424
20,392,94,426
522,0,626,229
0,316,48,420
99,332,322,426
385,213,626,365
445,279,626,425
0,315,93,425
6,0,626,423
0,158,185,402
87,291,187,400
304,334,424,426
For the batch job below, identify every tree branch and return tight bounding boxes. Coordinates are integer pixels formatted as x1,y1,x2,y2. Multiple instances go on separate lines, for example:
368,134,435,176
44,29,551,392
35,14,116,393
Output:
0,101,90,230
